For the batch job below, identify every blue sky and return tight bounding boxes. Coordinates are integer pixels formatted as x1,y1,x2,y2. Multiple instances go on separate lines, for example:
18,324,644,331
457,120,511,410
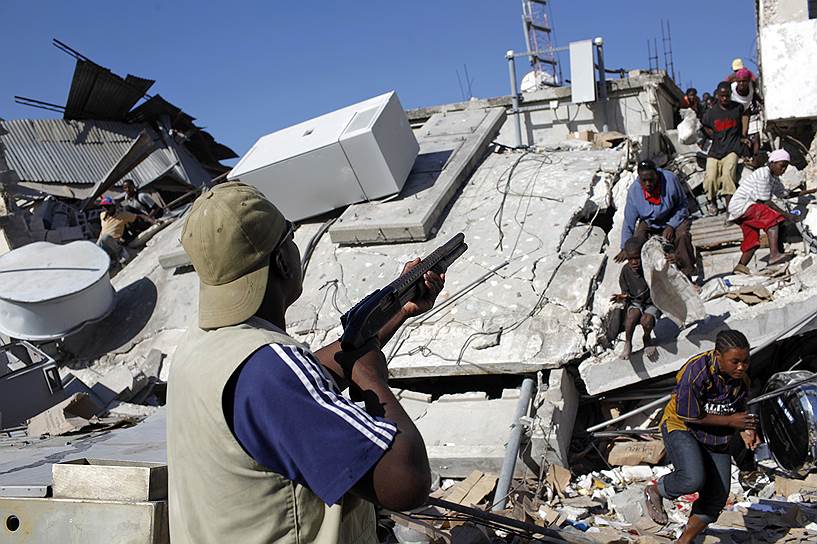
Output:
0,1,756,160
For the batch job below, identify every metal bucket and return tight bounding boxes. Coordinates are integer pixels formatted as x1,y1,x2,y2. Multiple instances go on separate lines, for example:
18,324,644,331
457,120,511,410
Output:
759,370,817,477
0,241,115,341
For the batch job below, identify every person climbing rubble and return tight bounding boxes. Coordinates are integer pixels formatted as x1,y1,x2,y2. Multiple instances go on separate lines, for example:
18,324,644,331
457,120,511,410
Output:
616,159,695,279
726,58,757,83
96,195,155,266
679,87,702,118
728,149,817,274
730,68,764,162
701,81,750,216
644,330,759,544
611,237,659,361
167,182,442,544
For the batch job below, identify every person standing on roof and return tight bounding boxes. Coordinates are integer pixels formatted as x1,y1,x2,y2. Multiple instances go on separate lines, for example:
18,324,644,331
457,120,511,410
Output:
615,160,695,278
167,182,440,544
644,330,759,544
728,149,815,273
701,82,750,215
122,179,163,218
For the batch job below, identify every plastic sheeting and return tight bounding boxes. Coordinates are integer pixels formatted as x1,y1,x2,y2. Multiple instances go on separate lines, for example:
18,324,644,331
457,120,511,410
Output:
641,236,707,327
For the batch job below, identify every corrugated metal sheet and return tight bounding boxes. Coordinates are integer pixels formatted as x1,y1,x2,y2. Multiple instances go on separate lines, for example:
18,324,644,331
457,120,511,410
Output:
64,60,154,121
0,119,182,189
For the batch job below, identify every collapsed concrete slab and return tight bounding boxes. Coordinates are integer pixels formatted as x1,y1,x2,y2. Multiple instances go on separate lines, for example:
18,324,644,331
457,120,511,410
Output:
412,391,523,478
291,146,629,378
328,107,506,245
530,369,579,470
579,293,817,396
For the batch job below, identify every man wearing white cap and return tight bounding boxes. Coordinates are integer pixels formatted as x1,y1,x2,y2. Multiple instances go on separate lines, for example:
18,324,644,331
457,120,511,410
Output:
728,150,814,273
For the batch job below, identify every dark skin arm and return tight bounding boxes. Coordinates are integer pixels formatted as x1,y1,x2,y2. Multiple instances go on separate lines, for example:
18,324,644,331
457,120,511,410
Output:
313,260,444,390
311,259,444,510
687,412,760,450
343,348,431,511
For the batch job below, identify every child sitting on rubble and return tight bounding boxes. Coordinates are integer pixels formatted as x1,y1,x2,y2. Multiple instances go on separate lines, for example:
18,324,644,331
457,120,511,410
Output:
611,237,659,361
644,330,759,544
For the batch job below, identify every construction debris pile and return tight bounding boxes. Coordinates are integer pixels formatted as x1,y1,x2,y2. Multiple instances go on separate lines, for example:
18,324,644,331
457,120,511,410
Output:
2,22,817,543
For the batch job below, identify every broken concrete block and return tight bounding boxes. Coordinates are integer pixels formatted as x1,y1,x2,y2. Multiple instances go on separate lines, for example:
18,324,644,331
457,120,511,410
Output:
561,225,607,256
607,485,647,524
27,393,101,437
530,369,578,470
56,225,84,242
93,365,148,405
52,458,167,502
414,394,521,478
537,254,606,312
158,247,191,270
107,402,160,419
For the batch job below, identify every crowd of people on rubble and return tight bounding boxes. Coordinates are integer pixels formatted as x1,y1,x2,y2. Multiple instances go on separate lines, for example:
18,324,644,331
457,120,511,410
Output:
604,58,817,543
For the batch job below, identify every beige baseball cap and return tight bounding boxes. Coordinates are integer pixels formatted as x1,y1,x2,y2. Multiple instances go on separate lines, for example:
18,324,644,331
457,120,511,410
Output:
182,182,287,329
732,58,744,71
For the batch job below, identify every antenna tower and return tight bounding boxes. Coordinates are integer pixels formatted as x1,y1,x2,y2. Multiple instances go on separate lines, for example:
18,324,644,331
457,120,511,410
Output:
521,0,560,86
647,39,659,73
660,19,676,82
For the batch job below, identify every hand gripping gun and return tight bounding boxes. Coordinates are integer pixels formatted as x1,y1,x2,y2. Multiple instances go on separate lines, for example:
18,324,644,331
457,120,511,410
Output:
339,233,467,351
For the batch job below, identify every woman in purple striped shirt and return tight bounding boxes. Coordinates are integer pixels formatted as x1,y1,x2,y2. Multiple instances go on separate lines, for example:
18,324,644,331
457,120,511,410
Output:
644,330,759,544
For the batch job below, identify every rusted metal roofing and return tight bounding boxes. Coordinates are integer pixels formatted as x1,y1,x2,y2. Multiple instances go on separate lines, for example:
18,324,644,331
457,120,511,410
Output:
64,60,155,121
0,119,181,189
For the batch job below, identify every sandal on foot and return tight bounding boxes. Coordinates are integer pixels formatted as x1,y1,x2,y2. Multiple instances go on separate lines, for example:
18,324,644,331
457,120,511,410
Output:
643,484,668,525
768,253,794,266
733,264,751,275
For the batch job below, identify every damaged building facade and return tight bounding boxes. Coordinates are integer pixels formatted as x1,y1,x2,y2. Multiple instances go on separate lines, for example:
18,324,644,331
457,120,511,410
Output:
3,7,817,542
0,42,235,254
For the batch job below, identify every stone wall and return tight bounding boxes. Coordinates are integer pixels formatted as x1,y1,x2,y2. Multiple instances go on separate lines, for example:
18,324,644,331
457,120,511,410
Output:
758,0,817,122
408,73,682,149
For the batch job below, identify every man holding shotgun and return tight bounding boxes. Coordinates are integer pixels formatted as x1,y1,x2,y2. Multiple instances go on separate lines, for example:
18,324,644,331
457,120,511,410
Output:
167,182,448,544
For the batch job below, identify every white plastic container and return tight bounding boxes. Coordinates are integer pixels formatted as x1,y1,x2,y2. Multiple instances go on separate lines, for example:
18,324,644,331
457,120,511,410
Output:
0,241,114,340
228,91,419,221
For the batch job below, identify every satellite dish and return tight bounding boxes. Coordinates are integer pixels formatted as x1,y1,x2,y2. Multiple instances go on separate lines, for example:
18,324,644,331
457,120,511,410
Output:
521,70,558,93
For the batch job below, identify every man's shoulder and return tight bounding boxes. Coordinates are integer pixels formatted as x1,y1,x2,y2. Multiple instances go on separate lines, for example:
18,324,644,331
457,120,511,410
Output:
683,350,715,379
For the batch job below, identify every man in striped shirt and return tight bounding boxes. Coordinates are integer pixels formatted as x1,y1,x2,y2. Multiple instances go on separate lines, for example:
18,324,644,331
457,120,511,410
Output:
727,149,812,274
644,331,758,544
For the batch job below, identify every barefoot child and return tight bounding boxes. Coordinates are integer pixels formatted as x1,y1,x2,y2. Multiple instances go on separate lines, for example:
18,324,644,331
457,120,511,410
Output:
611,238,659,360
644,330,760,544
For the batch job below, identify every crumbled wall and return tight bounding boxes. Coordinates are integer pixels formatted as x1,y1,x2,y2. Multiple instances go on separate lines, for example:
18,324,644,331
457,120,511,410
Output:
760,18,817,121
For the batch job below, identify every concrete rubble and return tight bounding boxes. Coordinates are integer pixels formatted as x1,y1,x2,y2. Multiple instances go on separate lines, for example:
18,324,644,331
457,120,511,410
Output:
2,18,817,543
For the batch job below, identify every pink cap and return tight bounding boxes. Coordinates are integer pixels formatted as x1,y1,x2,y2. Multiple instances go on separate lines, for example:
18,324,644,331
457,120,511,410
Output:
735,68,752,81
768,149,790,163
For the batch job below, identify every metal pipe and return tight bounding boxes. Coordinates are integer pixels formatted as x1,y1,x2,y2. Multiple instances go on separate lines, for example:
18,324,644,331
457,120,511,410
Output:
426,497,571,543
586,394,671,433
506,50,524,149
594,37,609,133
492,377,535,511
